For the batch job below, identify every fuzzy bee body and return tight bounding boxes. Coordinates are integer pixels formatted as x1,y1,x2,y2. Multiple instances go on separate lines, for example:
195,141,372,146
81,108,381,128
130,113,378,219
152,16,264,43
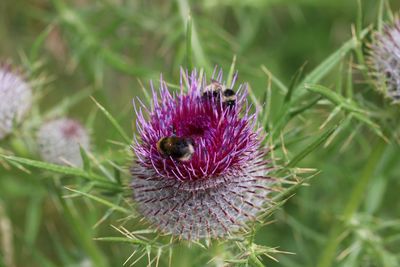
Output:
204,79,224,93
202,79,237,107
156,136,195,162
222,88,236,108
202,79,224,101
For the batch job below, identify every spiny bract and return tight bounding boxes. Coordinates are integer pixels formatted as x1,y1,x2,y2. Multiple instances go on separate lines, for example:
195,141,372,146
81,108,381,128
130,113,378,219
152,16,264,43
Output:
0,63,32,140
131,69,273,240
37,118,90,167
369,19,400,102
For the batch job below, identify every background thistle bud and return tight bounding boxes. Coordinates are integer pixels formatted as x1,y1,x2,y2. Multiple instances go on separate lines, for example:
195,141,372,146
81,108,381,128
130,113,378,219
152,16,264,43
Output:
37,118,90,167
132,69,272,240
0,63,32,140
369,19,400,102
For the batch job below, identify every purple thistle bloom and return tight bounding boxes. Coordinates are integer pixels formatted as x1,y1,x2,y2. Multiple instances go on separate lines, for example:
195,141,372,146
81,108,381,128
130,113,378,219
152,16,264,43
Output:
131,69,273,240
0,63,32,140
369,19,400,101
37,118,90,167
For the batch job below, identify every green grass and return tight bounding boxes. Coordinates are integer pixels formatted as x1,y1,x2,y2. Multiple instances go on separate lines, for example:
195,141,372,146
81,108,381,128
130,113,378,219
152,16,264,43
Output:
1,0,400,266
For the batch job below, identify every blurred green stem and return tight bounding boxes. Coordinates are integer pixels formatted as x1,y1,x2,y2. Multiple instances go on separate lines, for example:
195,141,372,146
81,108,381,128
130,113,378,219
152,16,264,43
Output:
0,201,15,267
55,189,108,267
249,254,265,267
211,242,229,267
51,0,147,78
176,0,210,70
10,137,30,158
186,14,193,71
317,138,387,267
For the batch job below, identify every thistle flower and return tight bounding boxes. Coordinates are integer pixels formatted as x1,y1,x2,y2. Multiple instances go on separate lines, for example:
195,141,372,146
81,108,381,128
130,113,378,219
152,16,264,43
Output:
37,118,90,167
369,19,400,102
0,63,32,140
131,69,272,240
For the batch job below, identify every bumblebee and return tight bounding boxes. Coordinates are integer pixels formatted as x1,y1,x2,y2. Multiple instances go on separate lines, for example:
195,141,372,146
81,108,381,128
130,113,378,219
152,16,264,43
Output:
156,136,195,162
202,79,224,100
204,79,224,92
203,80,237,107
222,88,236,108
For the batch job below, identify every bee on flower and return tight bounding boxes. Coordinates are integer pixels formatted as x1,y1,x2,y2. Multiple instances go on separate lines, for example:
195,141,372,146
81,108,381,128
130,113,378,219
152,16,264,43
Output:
131,69,273,240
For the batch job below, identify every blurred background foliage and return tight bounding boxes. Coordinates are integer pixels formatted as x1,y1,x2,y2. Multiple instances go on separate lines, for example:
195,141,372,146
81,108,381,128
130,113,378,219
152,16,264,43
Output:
1,0,400,266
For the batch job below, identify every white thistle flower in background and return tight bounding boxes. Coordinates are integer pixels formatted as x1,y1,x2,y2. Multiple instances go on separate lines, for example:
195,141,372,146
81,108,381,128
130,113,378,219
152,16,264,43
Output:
0,63,32,140
79,258,92,267
369,19,400,102
37,118,90,167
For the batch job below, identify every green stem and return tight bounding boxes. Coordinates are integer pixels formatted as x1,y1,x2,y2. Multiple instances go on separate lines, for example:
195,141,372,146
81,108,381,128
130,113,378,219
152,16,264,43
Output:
249,254,265,267
246,242,266,267
55,189,108,267
176,0,210,70
317,138,387,267
10,136,30,157
185,14,193,72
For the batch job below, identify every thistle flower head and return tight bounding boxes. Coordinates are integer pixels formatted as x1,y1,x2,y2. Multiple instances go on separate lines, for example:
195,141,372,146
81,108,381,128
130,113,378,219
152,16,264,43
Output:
37,118,90,167
0,63,32,140
369,19,400,102
131,69,272,240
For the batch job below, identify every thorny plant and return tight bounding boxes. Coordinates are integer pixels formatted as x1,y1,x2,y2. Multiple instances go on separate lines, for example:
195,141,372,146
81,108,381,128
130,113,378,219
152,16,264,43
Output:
0,0,400,267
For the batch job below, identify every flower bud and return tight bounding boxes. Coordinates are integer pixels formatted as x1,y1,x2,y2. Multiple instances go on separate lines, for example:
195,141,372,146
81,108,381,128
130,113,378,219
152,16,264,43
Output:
0,63,32,139
37,118,90,167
